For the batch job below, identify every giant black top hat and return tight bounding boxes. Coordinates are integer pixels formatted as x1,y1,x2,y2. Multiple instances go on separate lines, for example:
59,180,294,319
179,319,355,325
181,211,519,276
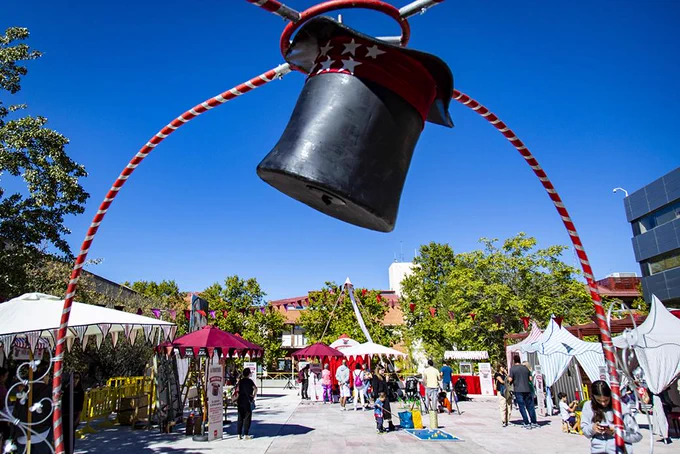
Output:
257,17,454,232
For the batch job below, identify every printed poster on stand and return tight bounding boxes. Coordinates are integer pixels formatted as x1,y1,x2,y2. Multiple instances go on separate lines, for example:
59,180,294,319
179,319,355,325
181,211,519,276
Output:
207,364,224,441
478,362,494,396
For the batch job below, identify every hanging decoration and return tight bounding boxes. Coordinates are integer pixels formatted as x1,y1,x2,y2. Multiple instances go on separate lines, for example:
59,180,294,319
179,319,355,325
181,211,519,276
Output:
169,309,177,320
448,311,455,321
361,288,367,296
151,309,162,319
521,316,531,331
429,307,436,318
184,310,191,321
137,308,143,315
554,316,564,328
409,302,416,313
494,315,502,326
376,294,382,303
223,310,229,318
469,313,476,321
209,310,216,319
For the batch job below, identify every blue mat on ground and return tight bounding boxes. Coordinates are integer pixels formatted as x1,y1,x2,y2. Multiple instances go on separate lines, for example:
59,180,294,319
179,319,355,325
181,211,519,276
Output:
403,428,463,441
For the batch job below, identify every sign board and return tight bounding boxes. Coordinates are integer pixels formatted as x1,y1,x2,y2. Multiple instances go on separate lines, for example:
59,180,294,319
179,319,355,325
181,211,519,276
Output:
478,363,494,396
534,365,547,417
598,366,608,381
244,362,257,379
12,346,44,361
459,362,472,375
207,364,224,441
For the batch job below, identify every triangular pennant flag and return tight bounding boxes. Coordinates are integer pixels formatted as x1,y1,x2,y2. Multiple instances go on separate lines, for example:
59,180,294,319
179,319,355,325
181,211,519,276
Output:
494,315,502,326
184,310,191,320
66,336,75,353
129,329,138,346
409,303,415,313
283,304,288,311
376,294,382,302
521,316,531,331
469,313,476,322
169,309,177,320
209,310,216,319
197,310,207,317
429,307,436,318
361,288,367,296
168,326,177,341
74,326,87,344
250,308,256,315
26,331,40,353
1,334,15,350
448,311,455,320
222,310,228,318
137,308,143,315
151,309,161,319
82,335,90,350
165,345,173,357
192,347,200,357
99,323,112,338
260,307,266,315
162,325,172,341
123,324,133,339
95,334,104,350
207,347,214,358
143,325,153,342
554,316,564,328
111,331,119,348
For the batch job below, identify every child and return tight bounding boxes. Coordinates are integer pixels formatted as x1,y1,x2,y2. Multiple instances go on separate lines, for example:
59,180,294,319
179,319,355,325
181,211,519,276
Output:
374,392,387,433
558,392,578,433
438,391,452,415
321,364,332,404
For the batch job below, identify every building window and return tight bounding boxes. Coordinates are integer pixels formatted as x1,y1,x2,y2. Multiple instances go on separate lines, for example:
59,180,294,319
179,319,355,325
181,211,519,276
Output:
644,248,680,275
633,199,680,235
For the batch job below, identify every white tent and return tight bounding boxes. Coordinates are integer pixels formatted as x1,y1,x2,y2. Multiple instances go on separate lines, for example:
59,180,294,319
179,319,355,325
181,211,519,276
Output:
0,293,176,352
342,341,407,359
522,318,605,386
444,350,488,361
506,321,543,367
329,335,360,351
613,295,680,440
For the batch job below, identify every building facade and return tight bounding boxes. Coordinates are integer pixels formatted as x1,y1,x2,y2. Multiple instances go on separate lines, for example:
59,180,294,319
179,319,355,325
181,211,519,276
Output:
388,261,414,297
624,167,680,305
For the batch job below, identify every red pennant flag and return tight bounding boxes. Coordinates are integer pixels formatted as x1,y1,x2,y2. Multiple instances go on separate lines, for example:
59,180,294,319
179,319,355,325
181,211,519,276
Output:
409,303,415,313
197,310,207,317
297,300,302,306
184,310,191,320
305,298,309,305
521,316,530,331
283,303,288,311
554,316,564,328
361,288,367,296
222,310,228,318
494,315,502,326
376,294,382,302
469,313,476,321
137,308,143,315
429,307,436,318
448,311,455,321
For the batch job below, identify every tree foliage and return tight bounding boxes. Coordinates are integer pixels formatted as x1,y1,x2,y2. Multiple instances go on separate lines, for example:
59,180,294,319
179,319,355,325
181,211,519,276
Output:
401,234,595,364
124,279,189,335
0,27,89,300
200,275,285,370
299,282,398,347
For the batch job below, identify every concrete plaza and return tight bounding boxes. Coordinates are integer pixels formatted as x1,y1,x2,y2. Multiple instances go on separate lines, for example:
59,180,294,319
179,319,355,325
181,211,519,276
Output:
75,390,677,453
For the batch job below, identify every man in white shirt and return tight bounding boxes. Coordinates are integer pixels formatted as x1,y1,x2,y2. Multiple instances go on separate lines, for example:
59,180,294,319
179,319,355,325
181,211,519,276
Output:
422,359,440,412
335,359,351,410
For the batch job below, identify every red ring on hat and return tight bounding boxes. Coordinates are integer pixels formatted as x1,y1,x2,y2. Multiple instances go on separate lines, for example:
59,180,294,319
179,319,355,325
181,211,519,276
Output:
280,0,411,72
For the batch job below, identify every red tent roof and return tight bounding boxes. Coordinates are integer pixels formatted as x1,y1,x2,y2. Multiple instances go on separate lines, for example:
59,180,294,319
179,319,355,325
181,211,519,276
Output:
171,325,263,358
292,342,343,359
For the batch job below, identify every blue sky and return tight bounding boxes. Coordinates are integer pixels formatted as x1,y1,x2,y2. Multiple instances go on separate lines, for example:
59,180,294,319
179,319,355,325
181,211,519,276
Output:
3,1,679,300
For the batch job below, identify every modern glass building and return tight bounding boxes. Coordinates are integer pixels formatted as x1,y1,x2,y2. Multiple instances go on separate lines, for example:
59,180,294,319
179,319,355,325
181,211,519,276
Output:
624,167,680,305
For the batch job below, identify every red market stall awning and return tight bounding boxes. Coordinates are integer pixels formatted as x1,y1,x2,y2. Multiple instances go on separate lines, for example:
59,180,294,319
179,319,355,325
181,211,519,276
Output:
171,325,263,359
292,342,343,360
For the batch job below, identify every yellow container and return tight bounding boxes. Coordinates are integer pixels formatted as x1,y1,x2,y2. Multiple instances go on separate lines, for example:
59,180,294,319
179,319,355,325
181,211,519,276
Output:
412,409,423,429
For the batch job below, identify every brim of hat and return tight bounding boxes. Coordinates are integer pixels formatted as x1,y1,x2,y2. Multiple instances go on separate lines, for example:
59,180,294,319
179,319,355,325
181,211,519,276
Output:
285,16,453,128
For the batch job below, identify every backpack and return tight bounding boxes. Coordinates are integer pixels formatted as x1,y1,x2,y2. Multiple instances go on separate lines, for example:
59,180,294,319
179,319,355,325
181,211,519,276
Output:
354,371,363,387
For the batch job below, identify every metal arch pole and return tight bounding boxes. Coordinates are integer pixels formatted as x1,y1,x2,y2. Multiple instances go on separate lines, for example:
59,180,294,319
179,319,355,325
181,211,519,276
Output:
50,62,292,454
452,89,627,452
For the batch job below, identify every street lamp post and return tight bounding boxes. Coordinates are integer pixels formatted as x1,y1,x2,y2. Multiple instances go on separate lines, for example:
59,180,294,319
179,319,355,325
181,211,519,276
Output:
613,187,629,197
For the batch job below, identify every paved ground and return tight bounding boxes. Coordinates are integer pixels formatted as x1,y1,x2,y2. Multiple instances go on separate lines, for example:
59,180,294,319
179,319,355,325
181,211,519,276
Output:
75,390,678,453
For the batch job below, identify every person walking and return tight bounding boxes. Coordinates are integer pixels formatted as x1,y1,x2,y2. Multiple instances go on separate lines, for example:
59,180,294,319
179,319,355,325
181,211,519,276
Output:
235,367,258,440
352,364,367,410
336,359,351,411
423,359,440,413
508,357,537,429
371,366,395,431
581,380,642,453
494,364,512,427
298,364,310,400
361,364,372,407
321,364,332,404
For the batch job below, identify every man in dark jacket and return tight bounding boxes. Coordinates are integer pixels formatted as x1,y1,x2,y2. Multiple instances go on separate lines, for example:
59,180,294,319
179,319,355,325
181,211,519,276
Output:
508,358,537,429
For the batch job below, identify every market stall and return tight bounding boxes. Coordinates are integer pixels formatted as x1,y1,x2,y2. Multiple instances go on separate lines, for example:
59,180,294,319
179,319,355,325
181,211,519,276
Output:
443,350,491,395
505,321,543,367
292,343,344,400
613,295,680,442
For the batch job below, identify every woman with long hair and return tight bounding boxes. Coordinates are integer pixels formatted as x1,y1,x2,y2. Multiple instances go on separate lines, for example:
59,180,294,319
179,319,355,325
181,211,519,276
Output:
371,366,395,431
581,380,642,453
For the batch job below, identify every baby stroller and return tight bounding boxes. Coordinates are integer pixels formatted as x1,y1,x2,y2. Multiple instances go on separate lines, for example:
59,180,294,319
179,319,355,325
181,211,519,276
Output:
403,376,426,411
454,377,469,401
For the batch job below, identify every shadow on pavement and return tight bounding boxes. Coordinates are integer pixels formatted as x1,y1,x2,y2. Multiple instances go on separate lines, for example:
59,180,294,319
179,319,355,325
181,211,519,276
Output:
224,422,314,437
74,428,209,454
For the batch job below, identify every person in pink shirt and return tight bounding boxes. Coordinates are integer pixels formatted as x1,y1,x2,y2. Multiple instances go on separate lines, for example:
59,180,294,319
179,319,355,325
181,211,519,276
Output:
321,364,332,404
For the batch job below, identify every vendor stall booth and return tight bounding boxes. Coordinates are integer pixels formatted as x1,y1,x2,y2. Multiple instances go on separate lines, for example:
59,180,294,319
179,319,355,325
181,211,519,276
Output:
522,318,605,415
613,295,680,442
292,343,343,400
443,350,491,396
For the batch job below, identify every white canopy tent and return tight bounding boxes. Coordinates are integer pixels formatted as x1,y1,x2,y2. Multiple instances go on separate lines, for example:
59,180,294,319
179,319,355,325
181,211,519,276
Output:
342,341,407,359
613,295,680,440
506,321,543,367
329,335,360,351
0,293,177,352
444,350,489,361
522,318,605,385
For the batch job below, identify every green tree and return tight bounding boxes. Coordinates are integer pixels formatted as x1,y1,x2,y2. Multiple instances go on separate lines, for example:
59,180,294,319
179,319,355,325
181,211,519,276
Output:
124,279,189,335
299,282,398,347
0,27,89,300
402,233,594,364
200,275,285,370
